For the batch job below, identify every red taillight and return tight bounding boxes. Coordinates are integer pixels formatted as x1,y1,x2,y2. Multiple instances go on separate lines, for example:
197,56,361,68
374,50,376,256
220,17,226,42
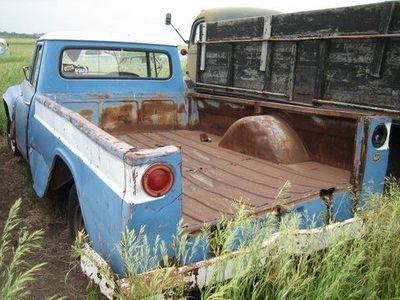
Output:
142,164,174,197
180,48,187,56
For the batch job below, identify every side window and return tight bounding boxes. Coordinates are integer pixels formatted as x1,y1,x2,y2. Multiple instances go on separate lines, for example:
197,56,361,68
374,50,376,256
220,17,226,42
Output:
60,48,171,79
191,22,205,45
31,45,44,88
149,52,170,78
119,51,148,77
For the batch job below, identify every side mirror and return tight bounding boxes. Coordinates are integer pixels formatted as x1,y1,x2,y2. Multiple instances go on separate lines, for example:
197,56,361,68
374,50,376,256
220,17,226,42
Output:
165,13,171,25
164,12,188,44
22,66,31,81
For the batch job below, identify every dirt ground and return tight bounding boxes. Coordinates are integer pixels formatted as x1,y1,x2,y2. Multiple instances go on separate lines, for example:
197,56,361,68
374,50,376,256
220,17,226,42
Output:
0,137,89,299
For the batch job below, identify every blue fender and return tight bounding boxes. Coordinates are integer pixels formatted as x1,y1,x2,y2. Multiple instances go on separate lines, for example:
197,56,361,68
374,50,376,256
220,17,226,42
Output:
2,84,22,120
30,145,80,198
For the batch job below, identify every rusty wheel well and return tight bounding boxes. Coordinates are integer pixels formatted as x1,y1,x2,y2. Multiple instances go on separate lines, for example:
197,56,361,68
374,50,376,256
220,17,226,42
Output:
48,156,74,193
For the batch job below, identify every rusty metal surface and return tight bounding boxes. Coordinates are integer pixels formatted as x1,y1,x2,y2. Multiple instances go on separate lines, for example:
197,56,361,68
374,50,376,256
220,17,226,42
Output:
285,113,357,170
116,129,351,233
194,98,254,136
219,115,310,164
189,92,367,119
142,100,176,128
96,99,189,133
78,109,94,121
101,103,138,132
193,94,358,170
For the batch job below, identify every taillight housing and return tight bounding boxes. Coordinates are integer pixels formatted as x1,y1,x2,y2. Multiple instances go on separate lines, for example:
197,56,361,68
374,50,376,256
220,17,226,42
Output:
371,124,388,149
142,164,174,197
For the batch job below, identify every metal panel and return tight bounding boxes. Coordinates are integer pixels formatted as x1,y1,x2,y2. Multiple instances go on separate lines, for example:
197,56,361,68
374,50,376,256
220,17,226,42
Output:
197,2,400,115
260,16,272,71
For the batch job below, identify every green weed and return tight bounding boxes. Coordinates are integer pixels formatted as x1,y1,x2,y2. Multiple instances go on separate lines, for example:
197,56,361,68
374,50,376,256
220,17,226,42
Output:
0,199,46,299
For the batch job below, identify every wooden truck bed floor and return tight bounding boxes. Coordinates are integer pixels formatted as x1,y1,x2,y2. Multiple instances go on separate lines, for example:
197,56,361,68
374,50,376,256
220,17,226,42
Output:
116,130,351,233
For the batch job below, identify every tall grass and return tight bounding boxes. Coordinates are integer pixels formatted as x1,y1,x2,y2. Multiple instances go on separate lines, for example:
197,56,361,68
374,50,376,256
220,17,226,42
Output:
203,180,400,300
0,38,35,135
0,199,46,299
78,179,400,299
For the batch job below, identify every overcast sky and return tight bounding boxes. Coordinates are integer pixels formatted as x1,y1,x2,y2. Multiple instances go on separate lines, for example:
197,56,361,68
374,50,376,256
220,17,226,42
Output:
0,0,383,44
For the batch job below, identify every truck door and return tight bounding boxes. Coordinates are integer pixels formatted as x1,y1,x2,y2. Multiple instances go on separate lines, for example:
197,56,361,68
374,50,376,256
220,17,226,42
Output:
187,19,204,79
16,43,43,159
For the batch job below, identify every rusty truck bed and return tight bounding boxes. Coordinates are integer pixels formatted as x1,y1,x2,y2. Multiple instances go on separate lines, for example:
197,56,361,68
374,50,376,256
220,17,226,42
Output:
116,130,351,233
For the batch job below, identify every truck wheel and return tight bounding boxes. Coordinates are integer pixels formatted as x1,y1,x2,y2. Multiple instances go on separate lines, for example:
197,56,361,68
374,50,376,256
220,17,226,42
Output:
67,184,85,240
7,120,20,156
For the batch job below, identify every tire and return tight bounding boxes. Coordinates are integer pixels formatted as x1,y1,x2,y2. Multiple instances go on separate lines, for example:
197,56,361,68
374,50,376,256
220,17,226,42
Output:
67,184,85,240
7,119,20,156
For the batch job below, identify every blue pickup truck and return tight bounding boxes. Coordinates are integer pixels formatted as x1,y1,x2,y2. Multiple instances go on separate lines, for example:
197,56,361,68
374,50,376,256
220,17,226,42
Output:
2,32,392,297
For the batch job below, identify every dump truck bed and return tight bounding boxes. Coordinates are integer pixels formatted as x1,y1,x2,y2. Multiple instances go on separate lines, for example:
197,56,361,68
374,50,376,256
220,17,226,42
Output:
116,129,351,233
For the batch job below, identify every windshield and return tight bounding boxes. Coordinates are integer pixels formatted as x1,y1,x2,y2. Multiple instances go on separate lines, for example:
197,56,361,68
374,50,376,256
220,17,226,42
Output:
60,48,171,79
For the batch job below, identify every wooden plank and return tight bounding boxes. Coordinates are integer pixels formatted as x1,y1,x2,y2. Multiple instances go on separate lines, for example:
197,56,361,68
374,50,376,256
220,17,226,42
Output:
314,40,329,99
287,43,298,100
226,43,235,86
197,2,400,113
260,16,272,71
370,2,396,78
263,42,273,91
206,17,264,41
270,2,395,38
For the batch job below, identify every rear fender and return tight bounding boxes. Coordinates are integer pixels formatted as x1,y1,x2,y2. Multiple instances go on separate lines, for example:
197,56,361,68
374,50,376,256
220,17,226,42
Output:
2,84,22,121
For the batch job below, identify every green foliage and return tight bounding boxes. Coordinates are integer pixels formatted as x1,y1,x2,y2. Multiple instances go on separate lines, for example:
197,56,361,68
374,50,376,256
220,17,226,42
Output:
0,199,46,299
0,38,35,135
202,179,400,300
0,32,42,39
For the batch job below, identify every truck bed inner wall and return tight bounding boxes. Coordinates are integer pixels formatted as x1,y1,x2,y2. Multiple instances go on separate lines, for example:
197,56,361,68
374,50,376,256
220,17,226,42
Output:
194,99,357,171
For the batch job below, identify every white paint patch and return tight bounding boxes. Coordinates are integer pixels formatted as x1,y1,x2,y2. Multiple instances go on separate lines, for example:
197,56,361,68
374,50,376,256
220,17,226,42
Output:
80,244,115,299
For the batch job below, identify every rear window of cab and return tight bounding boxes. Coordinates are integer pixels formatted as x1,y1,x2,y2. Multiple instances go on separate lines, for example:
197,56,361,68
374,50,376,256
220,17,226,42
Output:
60,48,171,79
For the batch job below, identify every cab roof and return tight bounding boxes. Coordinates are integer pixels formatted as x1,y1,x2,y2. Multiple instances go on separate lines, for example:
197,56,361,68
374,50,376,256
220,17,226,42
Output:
194,7,281,22
38,32,176,47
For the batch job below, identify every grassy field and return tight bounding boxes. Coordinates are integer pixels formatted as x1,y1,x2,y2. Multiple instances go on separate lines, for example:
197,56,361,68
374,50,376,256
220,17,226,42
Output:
0,39,35,135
